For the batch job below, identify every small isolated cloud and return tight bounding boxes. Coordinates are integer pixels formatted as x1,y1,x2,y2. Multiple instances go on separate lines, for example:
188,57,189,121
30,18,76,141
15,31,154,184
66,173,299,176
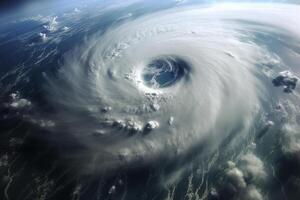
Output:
63,26,70,31
39,32,48,42
74,8,80,13
43,16,59,32
9,92,31,109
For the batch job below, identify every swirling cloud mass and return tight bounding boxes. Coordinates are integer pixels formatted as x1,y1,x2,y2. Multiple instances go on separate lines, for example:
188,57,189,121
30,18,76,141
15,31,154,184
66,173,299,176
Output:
0,1,300,200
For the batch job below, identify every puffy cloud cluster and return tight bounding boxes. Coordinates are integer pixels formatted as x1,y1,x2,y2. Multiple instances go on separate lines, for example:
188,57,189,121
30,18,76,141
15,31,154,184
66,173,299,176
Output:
280,123,300,155
239,153,266,180
272,70,298,93
217,153,266,200
43,16,59,32
9,92,31,109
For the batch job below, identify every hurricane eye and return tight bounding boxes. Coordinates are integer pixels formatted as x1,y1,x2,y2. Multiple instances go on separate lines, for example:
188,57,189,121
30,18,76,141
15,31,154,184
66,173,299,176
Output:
142,56,189,88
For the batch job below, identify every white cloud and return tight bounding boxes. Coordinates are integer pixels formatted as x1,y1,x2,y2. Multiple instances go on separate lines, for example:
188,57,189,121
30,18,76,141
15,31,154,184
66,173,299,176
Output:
240,153,266,180
43,16,58,32
244,185,263,200
39,32,48,42
223,154,266,199
9,92,31,109
281,123,300,154
226,166,247,189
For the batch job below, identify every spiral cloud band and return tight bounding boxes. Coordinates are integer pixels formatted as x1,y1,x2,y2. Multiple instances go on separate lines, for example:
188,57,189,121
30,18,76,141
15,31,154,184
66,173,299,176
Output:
45,3,299,174
1,1,300,200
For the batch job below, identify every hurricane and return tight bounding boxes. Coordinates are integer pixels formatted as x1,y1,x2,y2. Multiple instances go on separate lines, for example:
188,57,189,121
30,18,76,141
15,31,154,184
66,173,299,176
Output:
1,1,300,200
